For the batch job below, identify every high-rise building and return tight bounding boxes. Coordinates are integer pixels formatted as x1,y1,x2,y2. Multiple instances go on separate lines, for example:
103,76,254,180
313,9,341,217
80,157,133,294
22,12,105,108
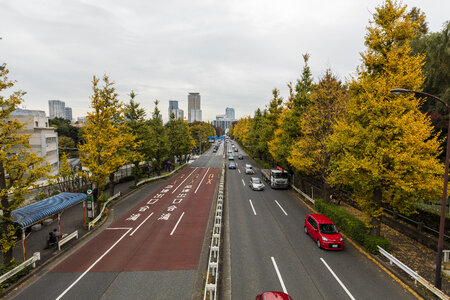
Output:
188,93,202,122
49,100,65,119
65,107,72,121
225,107,235,119
49,99,72,120
212,107,236,132
168,100,184,120
9,109,59,176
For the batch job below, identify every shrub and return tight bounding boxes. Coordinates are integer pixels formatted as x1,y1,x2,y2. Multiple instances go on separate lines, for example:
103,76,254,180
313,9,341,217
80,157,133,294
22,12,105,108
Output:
0,261,32,291
314,199,390,254
364,235,391,254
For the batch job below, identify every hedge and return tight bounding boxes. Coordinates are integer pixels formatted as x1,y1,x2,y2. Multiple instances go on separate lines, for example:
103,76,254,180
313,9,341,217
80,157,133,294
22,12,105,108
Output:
314,199,391,254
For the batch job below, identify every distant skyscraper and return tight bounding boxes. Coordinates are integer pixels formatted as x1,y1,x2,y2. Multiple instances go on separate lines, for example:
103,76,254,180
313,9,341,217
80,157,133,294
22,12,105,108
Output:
188,93,202,122
168,100,184,120
49,100,65,119
65,107,72,121
225,107,235,119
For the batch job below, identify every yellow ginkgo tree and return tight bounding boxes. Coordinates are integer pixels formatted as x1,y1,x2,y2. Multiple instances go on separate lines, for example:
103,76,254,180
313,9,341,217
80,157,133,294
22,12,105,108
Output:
78,75,139,203
0,65,50,265
328,0,443,235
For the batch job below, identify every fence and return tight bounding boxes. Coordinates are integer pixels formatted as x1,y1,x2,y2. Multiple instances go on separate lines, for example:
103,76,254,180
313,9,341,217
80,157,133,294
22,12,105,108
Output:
203,164,225,300
0,252,40,284
378,246,449,300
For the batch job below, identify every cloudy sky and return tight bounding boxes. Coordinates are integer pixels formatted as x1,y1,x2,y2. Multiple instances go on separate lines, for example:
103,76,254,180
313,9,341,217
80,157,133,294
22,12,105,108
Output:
1,0,448,122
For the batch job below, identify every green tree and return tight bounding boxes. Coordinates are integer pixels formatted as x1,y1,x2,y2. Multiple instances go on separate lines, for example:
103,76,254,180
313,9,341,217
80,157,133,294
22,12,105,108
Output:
78,75,138,201
49,117,80,146
269,54,313,169
0,65,50,265
124,91,147,184
146,100,169,175
328,0,443,235
167,116,196,166
288,70,348,201
58,136,76,157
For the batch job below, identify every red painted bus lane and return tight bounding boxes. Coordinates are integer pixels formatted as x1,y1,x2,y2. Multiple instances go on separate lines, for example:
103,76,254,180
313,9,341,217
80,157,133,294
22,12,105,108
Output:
51,167,219,275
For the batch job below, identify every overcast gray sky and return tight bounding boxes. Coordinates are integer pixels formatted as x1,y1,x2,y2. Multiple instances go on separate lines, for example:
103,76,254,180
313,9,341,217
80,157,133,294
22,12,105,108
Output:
1,0,448,123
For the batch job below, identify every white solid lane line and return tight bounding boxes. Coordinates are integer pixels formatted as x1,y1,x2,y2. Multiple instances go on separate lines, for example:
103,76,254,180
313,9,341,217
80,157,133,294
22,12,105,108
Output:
195,167,210,193
238,169,241,173
130,212,154,236
271,257,288,294
242,179,246,186
170,212,185,235
320,258,355,300
56,228,132,300
172,167,199,194
249,199,256,215
275,200,288,216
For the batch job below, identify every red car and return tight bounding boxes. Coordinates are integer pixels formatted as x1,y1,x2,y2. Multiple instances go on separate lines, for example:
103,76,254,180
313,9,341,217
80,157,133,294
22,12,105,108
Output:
304,214,344,250
256,291,293,300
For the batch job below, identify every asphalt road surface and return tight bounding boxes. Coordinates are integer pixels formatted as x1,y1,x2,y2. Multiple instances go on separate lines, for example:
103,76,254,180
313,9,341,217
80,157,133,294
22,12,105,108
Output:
226,142,416,300
9,146,223,300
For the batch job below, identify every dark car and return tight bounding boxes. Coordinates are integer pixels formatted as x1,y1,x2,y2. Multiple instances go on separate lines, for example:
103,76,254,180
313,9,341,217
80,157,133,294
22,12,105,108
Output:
256,291,293,300
304,214,344,250
238,154,243,159
228,162,236,169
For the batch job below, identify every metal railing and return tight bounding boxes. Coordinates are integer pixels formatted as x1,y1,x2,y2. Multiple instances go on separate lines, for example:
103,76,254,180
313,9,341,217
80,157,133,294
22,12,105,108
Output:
0,252,40,284
88,192,121,230
58,230,78,250
378,246,450,300
204,164,225,300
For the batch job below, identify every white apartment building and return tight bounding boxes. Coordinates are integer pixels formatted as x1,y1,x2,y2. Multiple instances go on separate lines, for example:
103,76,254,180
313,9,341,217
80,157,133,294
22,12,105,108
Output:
10,109,59,176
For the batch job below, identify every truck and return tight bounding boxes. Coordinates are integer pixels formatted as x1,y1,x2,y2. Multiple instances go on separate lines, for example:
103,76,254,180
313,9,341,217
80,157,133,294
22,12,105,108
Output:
261,167,290,189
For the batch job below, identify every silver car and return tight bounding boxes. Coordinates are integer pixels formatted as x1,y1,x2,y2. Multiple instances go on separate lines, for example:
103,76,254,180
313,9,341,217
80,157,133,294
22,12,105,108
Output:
249,177,264,191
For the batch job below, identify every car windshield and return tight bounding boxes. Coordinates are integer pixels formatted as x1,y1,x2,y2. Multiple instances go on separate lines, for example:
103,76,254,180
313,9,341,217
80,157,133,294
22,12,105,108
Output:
319,223,338,234
252,178,261,184
273,172,289,179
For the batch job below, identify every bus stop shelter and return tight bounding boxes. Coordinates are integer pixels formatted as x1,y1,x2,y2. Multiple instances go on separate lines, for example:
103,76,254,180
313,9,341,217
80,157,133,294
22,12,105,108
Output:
12,192,87,260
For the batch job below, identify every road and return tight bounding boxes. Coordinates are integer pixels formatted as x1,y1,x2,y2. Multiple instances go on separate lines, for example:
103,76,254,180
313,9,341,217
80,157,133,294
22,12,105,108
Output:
227,142,416,299
8,145,224,300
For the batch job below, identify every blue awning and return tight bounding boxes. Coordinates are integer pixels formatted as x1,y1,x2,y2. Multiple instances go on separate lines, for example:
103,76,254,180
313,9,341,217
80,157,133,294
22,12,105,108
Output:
12,192,87,228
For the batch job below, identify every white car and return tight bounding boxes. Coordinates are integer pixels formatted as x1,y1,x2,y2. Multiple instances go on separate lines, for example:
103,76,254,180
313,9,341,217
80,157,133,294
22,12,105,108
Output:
245,164,254,174
249,177,264,191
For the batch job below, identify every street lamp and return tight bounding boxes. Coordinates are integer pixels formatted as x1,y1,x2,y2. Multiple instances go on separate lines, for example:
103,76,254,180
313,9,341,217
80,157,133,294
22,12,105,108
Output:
390,88,449,289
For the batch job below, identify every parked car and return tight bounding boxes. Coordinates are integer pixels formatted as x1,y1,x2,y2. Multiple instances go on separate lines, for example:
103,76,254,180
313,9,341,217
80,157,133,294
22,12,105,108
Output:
256,291,293,300
245,164,254,174
249,177,264,191
228,155,234,160
304,214,344,250
238,154,243,160
228,162,236,169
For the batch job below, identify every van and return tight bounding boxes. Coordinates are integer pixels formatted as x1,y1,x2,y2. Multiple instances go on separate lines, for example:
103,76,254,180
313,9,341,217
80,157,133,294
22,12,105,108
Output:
245,164,254,174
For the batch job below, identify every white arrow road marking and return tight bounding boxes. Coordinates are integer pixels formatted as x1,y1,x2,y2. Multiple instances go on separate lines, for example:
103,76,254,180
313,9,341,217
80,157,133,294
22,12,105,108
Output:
271,257,288,294
321,258,355,300
275,200,288,216
56,228,132,300
170,212,185,235
249,199,256,215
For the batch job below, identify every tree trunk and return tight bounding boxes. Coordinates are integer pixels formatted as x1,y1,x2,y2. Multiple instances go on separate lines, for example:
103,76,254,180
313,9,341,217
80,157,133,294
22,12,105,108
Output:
109,173,115,197
370,188,382,236
133,161,140,185
323,181,331,203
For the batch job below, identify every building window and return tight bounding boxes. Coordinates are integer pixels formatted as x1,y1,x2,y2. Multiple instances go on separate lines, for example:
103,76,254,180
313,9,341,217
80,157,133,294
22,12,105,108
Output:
35,121,39,127
45,122,48,127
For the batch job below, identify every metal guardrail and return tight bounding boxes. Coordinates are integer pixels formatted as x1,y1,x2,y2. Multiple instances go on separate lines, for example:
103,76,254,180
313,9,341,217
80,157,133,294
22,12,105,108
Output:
0,252,40,284
378,246,450,300
291,184,314,204
58,230,78,250
204,164,225,300
88,192,121,230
